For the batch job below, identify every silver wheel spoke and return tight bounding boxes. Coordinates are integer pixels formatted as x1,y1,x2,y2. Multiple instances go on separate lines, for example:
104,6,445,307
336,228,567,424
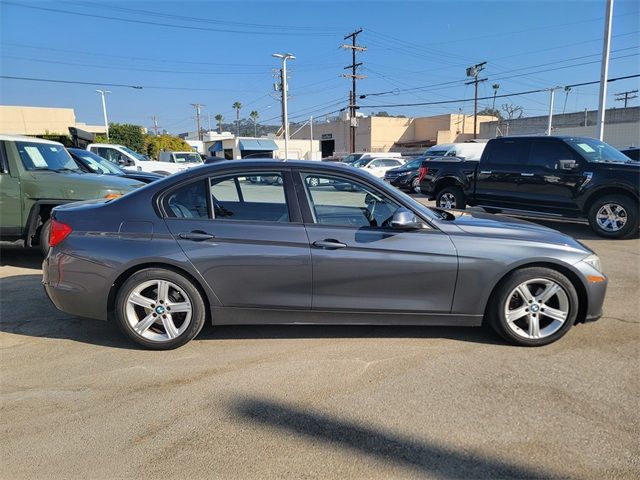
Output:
537,283,561,304
162,315,179,339
516,285,534,303
542,306,567,323
157,280,170,303
528,315,541,338
167,301,191,313
506,306,529,323
128,292,155,309
133,313,157,335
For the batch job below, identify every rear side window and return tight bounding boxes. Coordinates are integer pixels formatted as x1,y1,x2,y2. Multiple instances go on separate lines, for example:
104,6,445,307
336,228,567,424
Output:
210,173,289,222
484,140,529,166
164,180,209,219
528,141,576,169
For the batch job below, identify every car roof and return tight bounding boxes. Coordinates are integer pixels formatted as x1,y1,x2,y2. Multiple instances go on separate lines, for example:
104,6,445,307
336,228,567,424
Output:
0,134,63,145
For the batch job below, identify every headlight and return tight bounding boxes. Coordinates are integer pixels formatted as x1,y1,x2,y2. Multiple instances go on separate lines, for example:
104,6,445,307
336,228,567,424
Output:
582,254,602,272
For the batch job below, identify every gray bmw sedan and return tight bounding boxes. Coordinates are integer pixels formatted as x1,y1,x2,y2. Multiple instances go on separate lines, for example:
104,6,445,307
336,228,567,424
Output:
43,160,607,349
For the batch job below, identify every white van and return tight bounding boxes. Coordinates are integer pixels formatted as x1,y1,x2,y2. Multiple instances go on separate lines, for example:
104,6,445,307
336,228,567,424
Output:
423,142,486,161
86,143,194,175
158,151,203,165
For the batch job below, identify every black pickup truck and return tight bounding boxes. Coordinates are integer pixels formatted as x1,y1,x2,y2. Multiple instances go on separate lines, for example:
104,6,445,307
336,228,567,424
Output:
418,136,639,238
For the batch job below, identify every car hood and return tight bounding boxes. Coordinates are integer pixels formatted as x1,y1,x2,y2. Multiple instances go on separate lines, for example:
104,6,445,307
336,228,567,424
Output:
594,161,640,171
444,209,589,251
387,166,416,174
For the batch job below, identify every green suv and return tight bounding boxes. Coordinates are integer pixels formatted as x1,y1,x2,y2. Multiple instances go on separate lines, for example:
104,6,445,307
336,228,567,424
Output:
0,135,143,254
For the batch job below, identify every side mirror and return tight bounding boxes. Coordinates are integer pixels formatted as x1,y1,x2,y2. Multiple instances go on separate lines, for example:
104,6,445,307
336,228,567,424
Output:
557,159,577,171
390,208,425,231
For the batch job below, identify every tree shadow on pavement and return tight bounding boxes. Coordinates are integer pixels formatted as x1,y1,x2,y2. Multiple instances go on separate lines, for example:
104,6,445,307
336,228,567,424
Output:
231,397,555,479
0,274,137,350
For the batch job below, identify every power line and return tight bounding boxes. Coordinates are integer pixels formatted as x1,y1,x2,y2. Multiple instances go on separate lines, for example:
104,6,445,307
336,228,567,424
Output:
341,28,366,153
614,89,638,107
359,74,640,108
0,75,143,89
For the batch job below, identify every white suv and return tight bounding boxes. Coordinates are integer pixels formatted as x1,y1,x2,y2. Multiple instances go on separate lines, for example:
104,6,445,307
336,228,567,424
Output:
86,144,195,175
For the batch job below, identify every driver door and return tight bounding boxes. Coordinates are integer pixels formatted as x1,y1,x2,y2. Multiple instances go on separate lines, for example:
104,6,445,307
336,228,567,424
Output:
297,172,458,314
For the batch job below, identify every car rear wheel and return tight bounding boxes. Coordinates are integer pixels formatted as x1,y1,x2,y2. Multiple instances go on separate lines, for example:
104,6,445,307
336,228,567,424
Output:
488,267,578,346
411,177,420,193
115,268,206,350
39,218,52,256
588,195,638,239
436,186,466,209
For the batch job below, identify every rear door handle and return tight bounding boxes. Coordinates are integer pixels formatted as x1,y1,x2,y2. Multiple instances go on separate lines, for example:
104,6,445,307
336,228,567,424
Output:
313,239,347,249
520,173,534,177
178,231,215,241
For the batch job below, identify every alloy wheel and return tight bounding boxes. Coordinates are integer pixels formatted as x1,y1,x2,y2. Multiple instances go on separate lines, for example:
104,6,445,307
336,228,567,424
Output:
438,192,456,209
503,278,569,340
125,279,192,342
596,203,627,232
412,177,420,193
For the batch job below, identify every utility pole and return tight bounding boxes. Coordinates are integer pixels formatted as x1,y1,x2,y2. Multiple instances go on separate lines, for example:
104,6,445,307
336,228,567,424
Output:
596,0,614,140
309,116,313,160
272,53,295,160
465,62,487,139
190,103,205,141
614,89,638,107
341,28,366,153
96,89,111,140
151,115,159,136
546,87,562,136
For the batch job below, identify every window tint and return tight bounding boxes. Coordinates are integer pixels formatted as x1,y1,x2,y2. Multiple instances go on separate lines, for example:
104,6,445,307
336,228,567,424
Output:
528,141,574,169
303,173,400,228
210,173,289,222
164,180,209,219
485,140,528,165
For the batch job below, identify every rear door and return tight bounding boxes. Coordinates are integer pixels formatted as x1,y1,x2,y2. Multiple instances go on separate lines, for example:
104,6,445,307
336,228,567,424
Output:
297,171,458,314
474,139,531,208
162,170,311,309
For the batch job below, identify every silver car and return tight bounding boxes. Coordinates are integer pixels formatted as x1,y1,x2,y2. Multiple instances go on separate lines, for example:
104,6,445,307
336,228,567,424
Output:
43,160,607,350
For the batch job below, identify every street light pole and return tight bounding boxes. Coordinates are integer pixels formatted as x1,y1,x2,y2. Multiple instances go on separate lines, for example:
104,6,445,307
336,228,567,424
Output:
273,53,295,160
596,0,614,140
96,89,111,140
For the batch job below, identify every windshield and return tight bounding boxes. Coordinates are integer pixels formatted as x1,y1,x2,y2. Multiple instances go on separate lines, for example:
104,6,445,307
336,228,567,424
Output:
403,158,423,169
71,149,123,174
16,142,80,172
565,138,631,163
343,154,363,164
424,149,448,157
174,152,203,163
120,146,147,161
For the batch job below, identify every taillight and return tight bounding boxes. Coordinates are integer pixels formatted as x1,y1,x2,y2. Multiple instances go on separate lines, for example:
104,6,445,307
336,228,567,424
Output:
49,219,73,247
418,165,429,183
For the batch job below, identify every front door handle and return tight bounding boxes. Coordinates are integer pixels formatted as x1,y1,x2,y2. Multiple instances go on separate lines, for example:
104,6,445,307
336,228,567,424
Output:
313,239,347,249
520,172,534,177
178,230,215,241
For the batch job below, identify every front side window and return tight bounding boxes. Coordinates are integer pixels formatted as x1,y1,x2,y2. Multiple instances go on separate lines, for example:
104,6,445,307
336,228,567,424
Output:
210,173,289,222
303,173,400,228
528,141,575,169
16,142,79,171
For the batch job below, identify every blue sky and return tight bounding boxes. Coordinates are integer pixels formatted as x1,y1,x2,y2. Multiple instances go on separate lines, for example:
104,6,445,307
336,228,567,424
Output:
1,0,638,133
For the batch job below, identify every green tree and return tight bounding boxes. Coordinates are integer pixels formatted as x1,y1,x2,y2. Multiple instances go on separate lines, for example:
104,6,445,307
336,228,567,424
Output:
232,101,242,136
215,113,224,133
144,134,193,159
106,123,145,153
249,110,259,137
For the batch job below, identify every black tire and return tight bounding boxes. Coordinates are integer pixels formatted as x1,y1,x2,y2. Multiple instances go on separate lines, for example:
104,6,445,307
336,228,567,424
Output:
487,267,579,347
436,186,466,210
410,177,420,193
115,268,206,350
587,194,638,239
39,218,51,257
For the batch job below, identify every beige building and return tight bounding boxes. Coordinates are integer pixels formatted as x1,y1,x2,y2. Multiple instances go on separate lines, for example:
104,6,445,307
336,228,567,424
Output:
292,113,497,157
0,105,105,136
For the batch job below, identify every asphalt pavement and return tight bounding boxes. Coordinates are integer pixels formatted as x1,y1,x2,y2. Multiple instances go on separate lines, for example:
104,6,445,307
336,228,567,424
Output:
1,207,638,479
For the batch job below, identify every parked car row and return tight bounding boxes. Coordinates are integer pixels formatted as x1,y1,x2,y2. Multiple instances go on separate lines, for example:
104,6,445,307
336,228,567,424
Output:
87,143,202,175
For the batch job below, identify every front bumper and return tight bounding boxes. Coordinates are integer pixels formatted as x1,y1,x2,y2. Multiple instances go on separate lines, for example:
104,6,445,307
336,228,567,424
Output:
574,260,608,323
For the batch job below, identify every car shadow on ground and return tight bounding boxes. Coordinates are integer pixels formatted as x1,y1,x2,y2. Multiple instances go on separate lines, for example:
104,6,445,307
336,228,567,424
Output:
231,397,554,479
0,247,43,269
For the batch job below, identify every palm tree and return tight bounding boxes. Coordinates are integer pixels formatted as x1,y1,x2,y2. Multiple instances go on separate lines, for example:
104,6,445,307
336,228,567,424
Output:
249,110,259,137
214,113,224,134
232,102,242,136
492,83,500,110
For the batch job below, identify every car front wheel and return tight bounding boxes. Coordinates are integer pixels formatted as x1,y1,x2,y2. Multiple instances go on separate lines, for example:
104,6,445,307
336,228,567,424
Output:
588,195,638,239
115,268,206,350
488,267,578,346
436,186,466,209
